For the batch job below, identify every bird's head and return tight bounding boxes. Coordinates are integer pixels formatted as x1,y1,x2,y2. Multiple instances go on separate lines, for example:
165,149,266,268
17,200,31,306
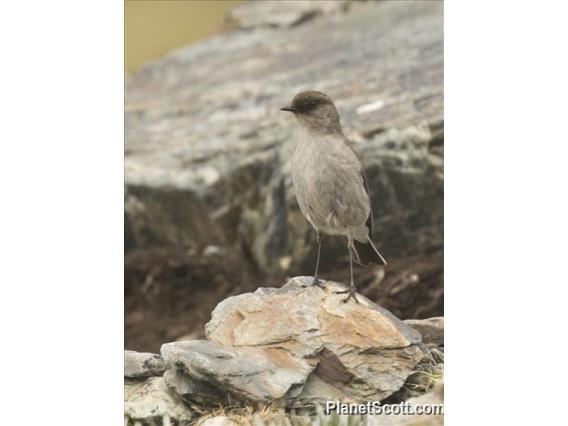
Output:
281,91,342,134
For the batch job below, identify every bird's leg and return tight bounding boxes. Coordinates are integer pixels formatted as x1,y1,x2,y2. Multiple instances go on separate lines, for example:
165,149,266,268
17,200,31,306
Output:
312,231,324,288
334,237,360,303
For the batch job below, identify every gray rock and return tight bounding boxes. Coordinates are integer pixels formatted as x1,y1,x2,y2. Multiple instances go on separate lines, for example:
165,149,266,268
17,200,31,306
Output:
227,0,352,29
161,339,308,403
125,0,443,273
163,367,227,406
124,350,167,378
161,277,427,407
203,244,226,257
201,416,238,426
404,317,444,346
125,376,193,425
430,346,444,364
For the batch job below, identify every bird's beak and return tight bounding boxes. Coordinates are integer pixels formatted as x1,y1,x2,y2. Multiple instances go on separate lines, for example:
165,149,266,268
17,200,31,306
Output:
280,106,296,112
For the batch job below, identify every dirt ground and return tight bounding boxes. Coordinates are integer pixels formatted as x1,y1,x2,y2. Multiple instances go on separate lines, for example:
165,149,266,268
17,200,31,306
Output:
125,247,443,353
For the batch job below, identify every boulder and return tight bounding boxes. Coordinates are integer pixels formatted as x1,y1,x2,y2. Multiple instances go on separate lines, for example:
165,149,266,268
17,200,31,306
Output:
160,277,428,407
404,317,444,346
125,0,444,274
125,376,193,425
124,350,167,378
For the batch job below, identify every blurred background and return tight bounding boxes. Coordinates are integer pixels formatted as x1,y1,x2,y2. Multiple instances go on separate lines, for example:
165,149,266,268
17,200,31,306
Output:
125,1,243,74
125,0,444,353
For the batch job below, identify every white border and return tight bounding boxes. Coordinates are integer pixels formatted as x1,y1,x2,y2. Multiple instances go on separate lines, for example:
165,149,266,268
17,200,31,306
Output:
446,1,568,424
0,0,123,423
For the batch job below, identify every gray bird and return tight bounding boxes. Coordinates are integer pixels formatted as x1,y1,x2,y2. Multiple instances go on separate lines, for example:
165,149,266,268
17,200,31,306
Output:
281,90,387,303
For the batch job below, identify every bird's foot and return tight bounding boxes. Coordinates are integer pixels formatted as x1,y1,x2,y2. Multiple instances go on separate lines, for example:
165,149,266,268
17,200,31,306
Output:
334,285,360,304
312,276,325,289
301,277,325,289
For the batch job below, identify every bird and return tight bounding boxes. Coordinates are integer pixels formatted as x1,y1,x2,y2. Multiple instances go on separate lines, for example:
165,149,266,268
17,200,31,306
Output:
281,90,387,303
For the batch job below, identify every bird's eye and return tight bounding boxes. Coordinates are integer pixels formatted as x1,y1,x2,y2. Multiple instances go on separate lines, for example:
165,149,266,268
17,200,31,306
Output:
303,101,318,110
295,99,320,112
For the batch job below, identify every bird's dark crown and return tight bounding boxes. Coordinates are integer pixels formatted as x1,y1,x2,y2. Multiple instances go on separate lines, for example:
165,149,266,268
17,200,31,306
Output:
290,91,333,113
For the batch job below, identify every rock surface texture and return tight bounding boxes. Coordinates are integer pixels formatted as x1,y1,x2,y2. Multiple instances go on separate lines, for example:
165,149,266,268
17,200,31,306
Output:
125,350,167,378
404,317,444,346
125,279,444,424
125,377,193,425
160,277,427,407
125,0,444,274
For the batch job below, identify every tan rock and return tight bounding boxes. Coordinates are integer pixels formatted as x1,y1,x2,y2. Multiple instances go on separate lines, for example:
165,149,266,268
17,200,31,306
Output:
169,277,428,405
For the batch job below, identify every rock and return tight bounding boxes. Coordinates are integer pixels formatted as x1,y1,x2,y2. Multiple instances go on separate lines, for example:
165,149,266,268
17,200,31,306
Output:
404,317,444,346
163,367,227,406
124,350,167,378
429,346,444,364
201,416,238,426
226,0,351,29
162,340,307,403
125,0,443,273
203,244,226,257
125,376,193,425
161,277,427,407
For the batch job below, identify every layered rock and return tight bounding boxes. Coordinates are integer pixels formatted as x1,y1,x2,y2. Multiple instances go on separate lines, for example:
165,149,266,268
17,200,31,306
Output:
124,350,167,378
125,376,193,425
125,0,444,274
124,278,444,423
162,339,307,404
160,277,428,407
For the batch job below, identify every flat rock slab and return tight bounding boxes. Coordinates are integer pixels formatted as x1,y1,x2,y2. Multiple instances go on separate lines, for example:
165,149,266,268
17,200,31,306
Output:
124,350,167,378
161,339,308,403
161,277,427,406
163,367,228,406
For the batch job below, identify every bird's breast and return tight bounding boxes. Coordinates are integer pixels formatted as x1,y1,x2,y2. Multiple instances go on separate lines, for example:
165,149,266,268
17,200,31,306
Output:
290,135,369,233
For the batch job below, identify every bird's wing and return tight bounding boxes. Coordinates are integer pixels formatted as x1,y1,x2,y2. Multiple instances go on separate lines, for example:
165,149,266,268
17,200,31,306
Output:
361,170,374,236
341,136,387,266
341,136,373,236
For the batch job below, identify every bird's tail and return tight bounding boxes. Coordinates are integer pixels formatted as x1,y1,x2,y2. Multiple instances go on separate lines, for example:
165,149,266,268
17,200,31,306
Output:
352,236,387,266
